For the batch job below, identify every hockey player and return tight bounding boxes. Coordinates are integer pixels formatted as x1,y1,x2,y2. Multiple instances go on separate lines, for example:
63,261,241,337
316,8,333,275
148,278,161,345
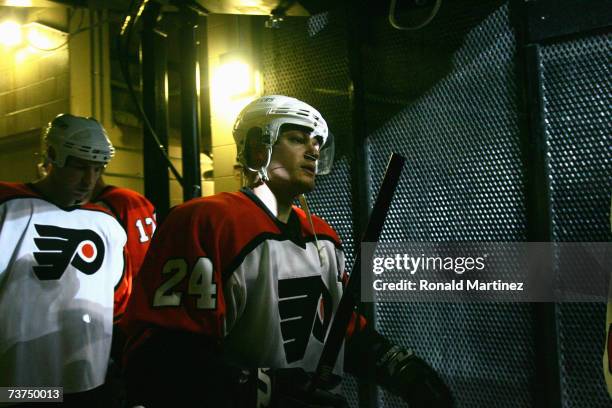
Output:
122,95,452,407
0,114,127,407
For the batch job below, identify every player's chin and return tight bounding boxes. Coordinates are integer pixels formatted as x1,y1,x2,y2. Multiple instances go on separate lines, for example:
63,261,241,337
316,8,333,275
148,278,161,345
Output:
290,170,315,192
297,178,316,193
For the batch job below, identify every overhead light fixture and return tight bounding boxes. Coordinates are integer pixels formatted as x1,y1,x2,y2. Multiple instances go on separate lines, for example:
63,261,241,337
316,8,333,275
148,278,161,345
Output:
0,20,22,47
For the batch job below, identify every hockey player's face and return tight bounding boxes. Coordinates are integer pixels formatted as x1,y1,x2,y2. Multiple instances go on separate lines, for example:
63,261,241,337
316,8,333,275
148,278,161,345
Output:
267,129,321,196
52,156,105,205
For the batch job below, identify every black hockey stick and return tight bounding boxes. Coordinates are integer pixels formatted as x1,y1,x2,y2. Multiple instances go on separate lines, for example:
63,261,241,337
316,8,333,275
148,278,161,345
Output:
310,152,406,390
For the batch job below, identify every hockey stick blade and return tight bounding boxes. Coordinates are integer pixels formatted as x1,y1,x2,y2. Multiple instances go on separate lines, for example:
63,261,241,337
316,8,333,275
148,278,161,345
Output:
310,152,406,390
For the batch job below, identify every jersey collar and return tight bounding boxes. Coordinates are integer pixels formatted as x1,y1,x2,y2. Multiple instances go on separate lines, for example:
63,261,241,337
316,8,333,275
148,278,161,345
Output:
240,187,306,248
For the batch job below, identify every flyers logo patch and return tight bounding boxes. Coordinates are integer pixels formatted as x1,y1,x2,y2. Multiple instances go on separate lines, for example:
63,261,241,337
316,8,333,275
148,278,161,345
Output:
278,276,333,363
32,224,105,280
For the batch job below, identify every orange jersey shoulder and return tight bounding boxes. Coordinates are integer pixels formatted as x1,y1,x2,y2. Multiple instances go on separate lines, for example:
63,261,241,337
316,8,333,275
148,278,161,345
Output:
152,191,282,275
293,206,342,247
0,181,114,217
0,182,39,204
94,186,156,225
96,185,154,210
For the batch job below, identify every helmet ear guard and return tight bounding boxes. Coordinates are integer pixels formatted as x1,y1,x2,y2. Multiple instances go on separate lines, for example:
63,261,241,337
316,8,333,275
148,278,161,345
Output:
242,127,273,182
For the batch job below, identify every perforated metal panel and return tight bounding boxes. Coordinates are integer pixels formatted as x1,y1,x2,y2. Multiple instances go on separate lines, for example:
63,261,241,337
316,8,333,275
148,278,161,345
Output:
364,4,534,407
256,1,611,407
541,33,612,408
260,12,352,157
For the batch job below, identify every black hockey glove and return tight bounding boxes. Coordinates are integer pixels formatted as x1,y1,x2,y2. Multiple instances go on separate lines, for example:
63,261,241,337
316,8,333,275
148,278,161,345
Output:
376,344,453,408
345,327,453,408
255,367,348,408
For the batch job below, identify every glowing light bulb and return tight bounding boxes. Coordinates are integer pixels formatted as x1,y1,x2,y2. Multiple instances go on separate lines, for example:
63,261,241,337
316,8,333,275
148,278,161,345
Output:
0,21,22,47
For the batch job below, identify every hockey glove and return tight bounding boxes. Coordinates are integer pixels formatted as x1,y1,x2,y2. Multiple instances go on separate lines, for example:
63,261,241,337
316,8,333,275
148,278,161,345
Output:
346,327,453,408
255,367,348,408
376,344,453,408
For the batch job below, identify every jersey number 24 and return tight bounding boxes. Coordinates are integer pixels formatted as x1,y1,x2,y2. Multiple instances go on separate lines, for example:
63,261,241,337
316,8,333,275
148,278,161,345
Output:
152,257,217,309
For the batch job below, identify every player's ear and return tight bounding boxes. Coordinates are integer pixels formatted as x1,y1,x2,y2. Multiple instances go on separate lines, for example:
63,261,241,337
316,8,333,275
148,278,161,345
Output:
243,127,267,169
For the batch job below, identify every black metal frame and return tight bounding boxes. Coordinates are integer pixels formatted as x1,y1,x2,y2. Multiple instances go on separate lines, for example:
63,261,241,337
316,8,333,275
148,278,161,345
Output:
345,1,378,406
179,6,203,201
141,1,171,220
197,17,213,158
516,40,562,408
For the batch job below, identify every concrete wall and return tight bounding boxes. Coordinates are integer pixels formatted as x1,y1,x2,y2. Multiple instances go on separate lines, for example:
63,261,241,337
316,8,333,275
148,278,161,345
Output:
0,129,41,182
0,7,69,183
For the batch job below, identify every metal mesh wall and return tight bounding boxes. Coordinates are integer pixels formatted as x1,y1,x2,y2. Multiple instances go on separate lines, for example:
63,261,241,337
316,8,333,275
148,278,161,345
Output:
364,3,534,407
541,33,612,408
260,12,352,157
257,2,610,407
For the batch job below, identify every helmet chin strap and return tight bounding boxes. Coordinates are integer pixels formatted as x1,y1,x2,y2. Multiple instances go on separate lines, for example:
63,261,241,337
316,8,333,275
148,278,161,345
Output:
299,194,325,267
259,145,273,182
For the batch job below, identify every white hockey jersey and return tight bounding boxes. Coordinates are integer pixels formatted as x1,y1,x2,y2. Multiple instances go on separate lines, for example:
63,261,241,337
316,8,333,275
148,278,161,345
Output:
123,188,364,373
0,182,127,393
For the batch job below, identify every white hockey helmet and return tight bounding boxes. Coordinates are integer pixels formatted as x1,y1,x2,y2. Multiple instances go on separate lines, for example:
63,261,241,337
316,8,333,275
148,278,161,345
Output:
44,113,115,168
233,95,334,176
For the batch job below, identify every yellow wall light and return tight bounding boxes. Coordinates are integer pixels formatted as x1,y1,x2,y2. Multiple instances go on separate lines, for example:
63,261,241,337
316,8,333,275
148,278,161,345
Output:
214,51,256,99
0,21,23,47
221,60,252,96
